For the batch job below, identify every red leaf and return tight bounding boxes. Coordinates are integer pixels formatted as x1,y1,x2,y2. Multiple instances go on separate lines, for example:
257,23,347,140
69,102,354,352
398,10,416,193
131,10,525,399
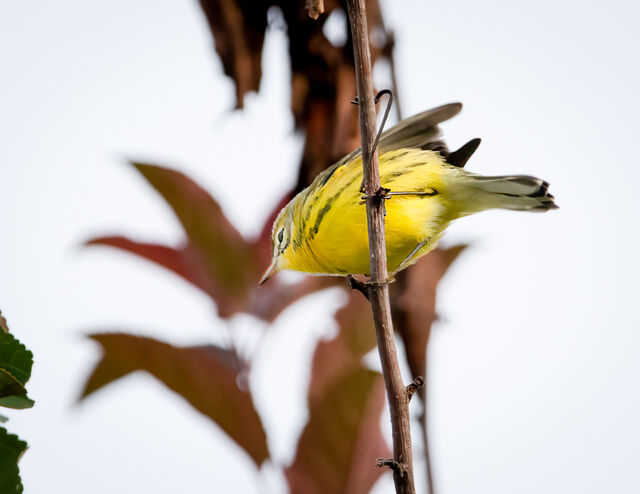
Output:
309,293,377,400
87,165,335,320
133,163,258,291
287,293,390,494
81,333,269,466
247,276,338,323
287,369,388,494
391,245,468,379
85,236,204,288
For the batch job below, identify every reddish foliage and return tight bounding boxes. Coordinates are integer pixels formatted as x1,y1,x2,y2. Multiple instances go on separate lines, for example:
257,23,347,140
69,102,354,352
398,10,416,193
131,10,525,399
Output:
391,245,468,380
86,163,336,321
287,293,390,494
82,333,270,466
81,1,468,491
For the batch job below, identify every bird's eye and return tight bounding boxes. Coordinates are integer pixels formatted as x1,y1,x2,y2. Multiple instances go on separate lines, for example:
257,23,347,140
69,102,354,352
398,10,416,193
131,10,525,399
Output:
277,228,284,244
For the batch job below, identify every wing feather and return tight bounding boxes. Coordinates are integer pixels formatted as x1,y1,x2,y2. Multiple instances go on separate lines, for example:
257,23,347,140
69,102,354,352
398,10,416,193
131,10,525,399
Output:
313,102,463,188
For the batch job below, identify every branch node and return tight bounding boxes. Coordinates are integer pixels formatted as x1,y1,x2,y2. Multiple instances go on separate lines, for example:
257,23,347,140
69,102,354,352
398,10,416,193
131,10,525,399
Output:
406,376,425,400
376,457,407,476
347,275,369,300
359,186,391,205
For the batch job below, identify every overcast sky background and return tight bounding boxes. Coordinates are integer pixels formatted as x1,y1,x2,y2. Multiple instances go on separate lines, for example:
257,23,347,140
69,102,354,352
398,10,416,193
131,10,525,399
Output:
1,1,639,493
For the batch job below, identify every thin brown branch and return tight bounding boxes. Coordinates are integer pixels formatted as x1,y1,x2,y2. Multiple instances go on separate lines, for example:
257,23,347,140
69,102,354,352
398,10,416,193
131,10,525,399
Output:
345,1,417,493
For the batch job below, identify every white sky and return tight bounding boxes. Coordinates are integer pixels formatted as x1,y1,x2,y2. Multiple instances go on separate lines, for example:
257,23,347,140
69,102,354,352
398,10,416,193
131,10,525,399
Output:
1,0,639,493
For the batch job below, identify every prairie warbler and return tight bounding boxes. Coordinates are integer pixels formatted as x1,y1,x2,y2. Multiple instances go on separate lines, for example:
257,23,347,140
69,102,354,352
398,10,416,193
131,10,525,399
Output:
260,103,556,284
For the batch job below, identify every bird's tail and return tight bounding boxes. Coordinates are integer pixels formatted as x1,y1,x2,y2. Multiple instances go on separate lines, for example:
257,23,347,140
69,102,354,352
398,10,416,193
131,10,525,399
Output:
453,174,558,214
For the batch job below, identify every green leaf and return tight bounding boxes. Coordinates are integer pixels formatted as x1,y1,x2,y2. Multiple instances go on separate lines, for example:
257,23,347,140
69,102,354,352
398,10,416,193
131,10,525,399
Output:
81,333,269,466
0,427,27,494
0,396,34,410
0,370,25,400
0,332,33,394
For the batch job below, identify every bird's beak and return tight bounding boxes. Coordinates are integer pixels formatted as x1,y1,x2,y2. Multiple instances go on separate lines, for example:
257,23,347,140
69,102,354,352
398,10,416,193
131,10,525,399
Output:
259,259,279,285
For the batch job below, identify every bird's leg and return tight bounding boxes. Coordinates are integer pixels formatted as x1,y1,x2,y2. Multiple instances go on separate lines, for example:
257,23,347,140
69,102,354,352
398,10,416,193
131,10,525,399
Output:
360,187,437,212
359,186,391,216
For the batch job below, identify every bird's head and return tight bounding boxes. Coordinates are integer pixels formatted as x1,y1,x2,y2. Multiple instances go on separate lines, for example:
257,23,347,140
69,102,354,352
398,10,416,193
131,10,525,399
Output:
259,203,294,285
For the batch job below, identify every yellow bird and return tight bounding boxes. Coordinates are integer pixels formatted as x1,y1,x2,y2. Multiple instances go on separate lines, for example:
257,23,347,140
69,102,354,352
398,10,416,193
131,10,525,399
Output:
260,103,557,284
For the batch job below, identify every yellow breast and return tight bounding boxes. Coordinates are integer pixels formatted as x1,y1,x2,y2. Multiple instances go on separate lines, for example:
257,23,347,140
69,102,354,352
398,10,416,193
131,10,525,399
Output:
283,149,458,275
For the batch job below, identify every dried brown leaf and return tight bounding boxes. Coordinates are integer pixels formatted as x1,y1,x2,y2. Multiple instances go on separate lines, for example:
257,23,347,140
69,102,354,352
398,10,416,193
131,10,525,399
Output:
198,0,268,108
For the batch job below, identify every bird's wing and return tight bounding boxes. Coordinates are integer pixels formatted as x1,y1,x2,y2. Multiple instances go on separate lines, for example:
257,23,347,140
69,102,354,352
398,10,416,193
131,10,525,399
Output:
378,102,462,154
314,103,467,189
334,102,462,168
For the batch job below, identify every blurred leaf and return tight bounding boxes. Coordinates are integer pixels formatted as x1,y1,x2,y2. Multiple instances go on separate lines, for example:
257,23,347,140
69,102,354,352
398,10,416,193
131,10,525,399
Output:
81,333,269,466
134,163,257,300
391,245,467,380
309,293,377,400
287,369,387,494
198,0,268,109
0,396,34,410
0,428,27,494
247,276,338,323
0,311,8,334
0,415,7,423
85,237,216,301
87,164,335,321
287,292,390,494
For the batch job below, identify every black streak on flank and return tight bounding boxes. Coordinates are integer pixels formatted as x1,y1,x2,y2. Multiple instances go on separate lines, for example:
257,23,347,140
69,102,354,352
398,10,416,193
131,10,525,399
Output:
311,198,336,237
311,178,358,237
318,163,341,187
391,150,409,160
